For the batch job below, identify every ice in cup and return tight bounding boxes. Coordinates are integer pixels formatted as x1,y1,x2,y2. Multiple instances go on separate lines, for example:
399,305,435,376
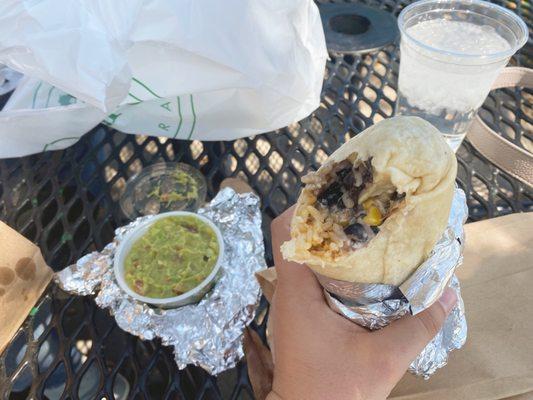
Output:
396,0,528,151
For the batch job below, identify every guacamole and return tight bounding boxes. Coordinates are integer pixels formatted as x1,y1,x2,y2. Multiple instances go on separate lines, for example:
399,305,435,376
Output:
147,169,199,206
124,216,219,298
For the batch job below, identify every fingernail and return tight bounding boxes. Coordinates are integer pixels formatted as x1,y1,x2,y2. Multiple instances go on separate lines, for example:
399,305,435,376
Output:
438,288,457,313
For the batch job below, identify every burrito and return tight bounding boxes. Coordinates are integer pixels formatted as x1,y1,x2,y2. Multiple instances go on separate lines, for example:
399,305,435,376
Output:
281,116,457,285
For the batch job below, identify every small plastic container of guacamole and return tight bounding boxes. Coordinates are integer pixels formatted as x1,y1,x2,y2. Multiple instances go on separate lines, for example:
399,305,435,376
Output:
120,163,207,220
114,211,224,308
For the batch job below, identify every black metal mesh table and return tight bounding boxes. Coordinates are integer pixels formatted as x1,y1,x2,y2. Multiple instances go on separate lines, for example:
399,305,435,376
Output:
0,0,531,398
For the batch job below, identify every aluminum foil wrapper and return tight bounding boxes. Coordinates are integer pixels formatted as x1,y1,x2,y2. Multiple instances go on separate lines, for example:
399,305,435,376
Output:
55,188,266,375
320,188,468,378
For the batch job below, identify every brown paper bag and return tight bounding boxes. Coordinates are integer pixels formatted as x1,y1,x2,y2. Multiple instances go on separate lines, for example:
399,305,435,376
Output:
390,212,533,399
254,213,533,400
0,221,53,355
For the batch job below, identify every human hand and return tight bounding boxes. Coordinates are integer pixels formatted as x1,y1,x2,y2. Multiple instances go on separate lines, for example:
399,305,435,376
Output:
268,207,457,400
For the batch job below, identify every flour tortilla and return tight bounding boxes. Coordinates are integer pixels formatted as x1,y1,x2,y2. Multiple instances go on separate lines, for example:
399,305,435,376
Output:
281,116,457,285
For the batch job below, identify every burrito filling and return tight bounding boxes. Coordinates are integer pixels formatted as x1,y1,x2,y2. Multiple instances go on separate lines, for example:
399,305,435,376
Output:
298,155,405,260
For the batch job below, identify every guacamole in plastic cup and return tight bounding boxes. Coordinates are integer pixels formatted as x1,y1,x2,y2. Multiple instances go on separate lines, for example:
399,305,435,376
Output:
114,212,224,308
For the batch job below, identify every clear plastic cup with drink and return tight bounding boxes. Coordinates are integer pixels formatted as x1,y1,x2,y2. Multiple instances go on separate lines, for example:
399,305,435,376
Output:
396,0,528,152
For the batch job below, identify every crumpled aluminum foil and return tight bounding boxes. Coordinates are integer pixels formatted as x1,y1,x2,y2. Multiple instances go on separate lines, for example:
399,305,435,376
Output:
55,188,266,375
319,188,468,378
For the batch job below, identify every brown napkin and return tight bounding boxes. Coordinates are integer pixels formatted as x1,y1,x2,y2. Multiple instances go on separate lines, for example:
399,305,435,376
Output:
253,213,533,400
0,221,53,355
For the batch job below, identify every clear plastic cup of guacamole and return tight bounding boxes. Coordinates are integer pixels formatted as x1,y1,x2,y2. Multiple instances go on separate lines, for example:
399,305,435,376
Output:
114,212,224,308
120,163,207,220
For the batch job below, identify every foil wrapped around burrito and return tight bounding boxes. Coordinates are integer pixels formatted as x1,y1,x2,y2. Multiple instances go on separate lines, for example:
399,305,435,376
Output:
318,188,468,378
55,188,266,375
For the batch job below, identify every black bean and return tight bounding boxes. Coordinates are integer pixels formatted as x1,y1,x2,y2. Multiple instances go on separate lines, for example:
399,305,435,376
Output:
362,159,373,184
318,182,344,207
342,171,355,188
391,192,406,201
349,187,361,205
344,223,369,242
337,167,351,181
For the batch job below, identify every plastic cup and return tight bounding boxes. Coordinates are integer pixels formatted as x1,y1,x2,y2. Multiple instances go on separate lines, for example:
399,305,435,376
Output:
395,0,528,151
114,211,224,309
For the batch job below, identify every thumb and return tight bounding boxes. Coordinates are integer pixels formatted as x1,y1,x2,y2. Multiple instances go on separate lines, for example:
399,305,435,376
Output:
375,287,458,369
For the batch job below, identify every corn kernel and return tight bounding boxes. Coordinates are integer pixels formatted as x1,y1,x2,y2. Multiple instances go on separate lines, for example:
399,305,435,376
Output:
362,199,374,210
363,206,382,226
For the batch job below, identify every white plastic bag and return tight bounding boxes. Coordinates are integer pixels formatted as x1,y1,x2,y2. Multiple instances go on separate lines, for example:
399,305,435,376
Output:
0,0,327,158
